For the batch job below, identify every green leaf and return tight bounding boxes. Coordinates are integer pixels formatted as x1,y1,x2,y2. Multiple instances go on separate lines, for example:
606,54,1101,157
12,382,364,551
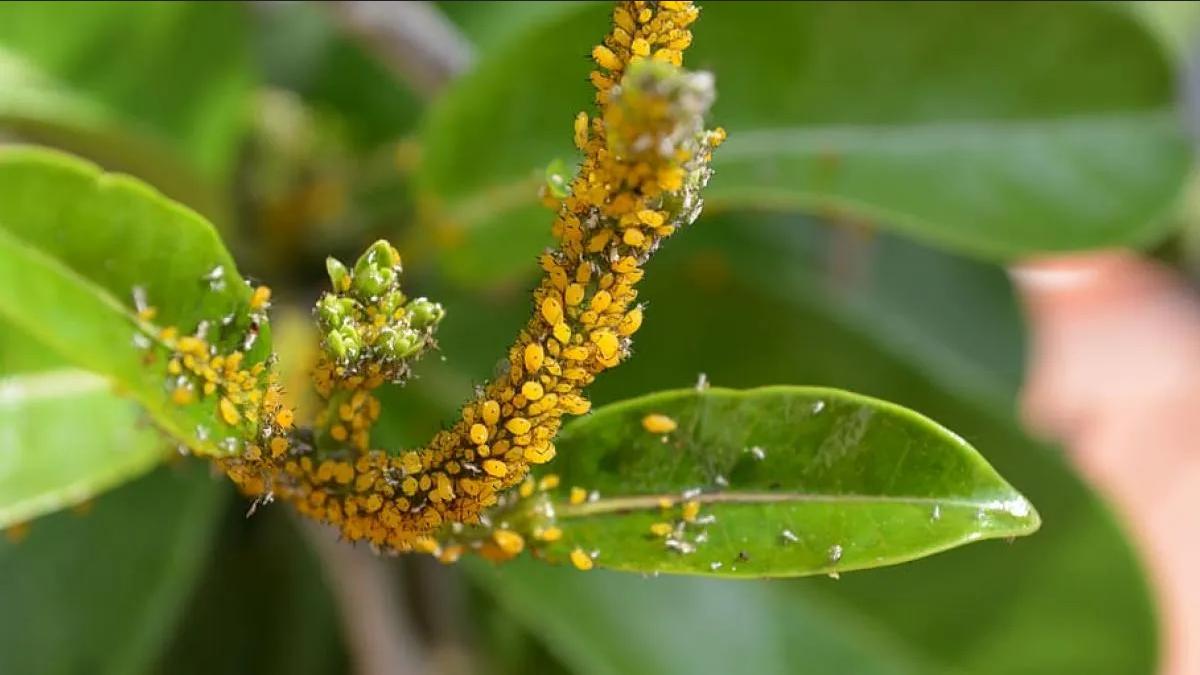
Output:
0,48,227,223
417,0,1191,285
468,557,931,675
384,211,1154,673
0,463,226,675
0,331,170,528
157,506,349,675
0,145,271,461
0,1,253,181
526,386,1038,578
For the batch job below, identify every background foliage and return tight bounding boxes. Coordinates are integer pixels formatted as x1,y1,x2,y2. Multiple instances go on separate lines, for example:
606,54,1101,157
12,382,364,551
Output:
2,1,1197,674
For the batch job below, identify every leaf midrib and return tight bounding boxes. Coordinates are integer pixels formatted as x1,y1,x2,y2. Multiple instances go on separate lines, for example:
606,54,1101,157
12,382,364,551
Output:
556,492,1033,519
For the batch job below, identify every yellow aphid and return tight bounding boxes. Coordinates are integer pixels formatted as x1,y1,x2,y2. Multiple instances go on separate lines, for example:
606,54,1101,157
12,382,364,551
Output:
570,548,594,571
565,283,585,307
649,522,674,537
592,45,622,71
137,306,157,322
330,424,348,442
637,209,665,227
590,290,613,314
275,408,295,430
469,423,489,445
270,437,289,458
623,229,646,247
539,474,561,491
614,5,635,32
519,479,535,499
482,399,501,425
401,452,422,475
612,256,638,274
587,230,611,253
563,346,590,361
569,487,588,505
618,306,644,336
521,381,544,401
574,112,590,150
642,413,678,434
541,296,563,325
535,526,563,542
414,538,440,554
681,500,701,523
524,343,545,373
219,397,240,426
524,443,556,463
493,530,525,557
250,285,272,310
505,417,532,435
553,322,572,344
562,395,591,416
592,330,620,361
482,459,509,477
172,386,194,406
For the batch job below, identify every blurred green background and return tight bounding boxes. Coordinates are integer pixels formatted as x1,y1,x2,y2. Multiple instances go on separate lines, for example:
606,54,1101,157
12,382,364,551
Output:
2,1,1198,673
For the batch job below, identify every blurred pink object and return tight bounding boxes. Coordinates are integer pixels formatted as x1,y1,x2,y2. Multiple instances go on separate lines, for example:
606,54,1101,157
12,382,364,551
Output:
1012,251,1200,675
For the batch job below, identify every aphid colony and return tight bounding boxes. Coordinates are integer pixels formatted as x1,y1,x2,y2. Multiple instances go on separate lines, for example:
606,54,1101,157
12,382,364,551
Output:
134,0,724,567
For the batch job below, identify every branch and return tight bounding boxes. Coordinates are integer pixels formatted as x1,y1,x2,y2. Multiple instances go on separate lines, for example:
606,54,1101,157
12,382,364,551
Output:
319,1,475,99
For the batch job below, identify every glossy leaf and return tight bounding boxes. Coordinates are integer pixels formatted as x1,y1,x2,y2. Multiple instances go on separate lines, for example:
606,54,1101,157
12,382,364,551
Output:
0,1,253,181
417,0,1191,285
0,463,226,675
0,331,169,528
0,146,271,462
526,386,1038,578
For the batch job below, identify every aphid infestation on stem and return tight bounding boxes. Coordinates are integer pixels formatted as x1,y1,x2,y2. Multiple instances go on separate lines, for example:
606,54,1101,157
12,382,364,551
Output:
108,0,725,569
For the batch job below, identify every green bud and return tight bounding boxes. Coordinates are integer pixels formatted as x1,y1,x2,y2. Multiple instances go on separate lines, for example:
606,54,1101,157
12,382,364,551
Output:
377,290,408,318
353,267,394,300
354,240,399,277
316,295,359,331
407,298,446,331
380,328,421,360
326,331,351,361
326,257,350,292
316,294,344,329
333,325,362,361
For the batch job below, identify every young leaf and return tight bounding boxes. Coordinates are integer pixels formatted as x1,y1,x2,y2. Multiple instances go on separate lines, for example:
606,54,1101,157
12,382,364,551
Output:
417,1,1191,285
524,386,1038,578
0,145,271,459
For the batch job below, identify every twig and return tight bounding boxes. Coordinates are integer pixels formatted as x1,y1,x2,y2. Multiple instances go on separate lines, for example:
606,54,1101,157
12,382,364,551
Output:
319,1,475,99
298,516,430,675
